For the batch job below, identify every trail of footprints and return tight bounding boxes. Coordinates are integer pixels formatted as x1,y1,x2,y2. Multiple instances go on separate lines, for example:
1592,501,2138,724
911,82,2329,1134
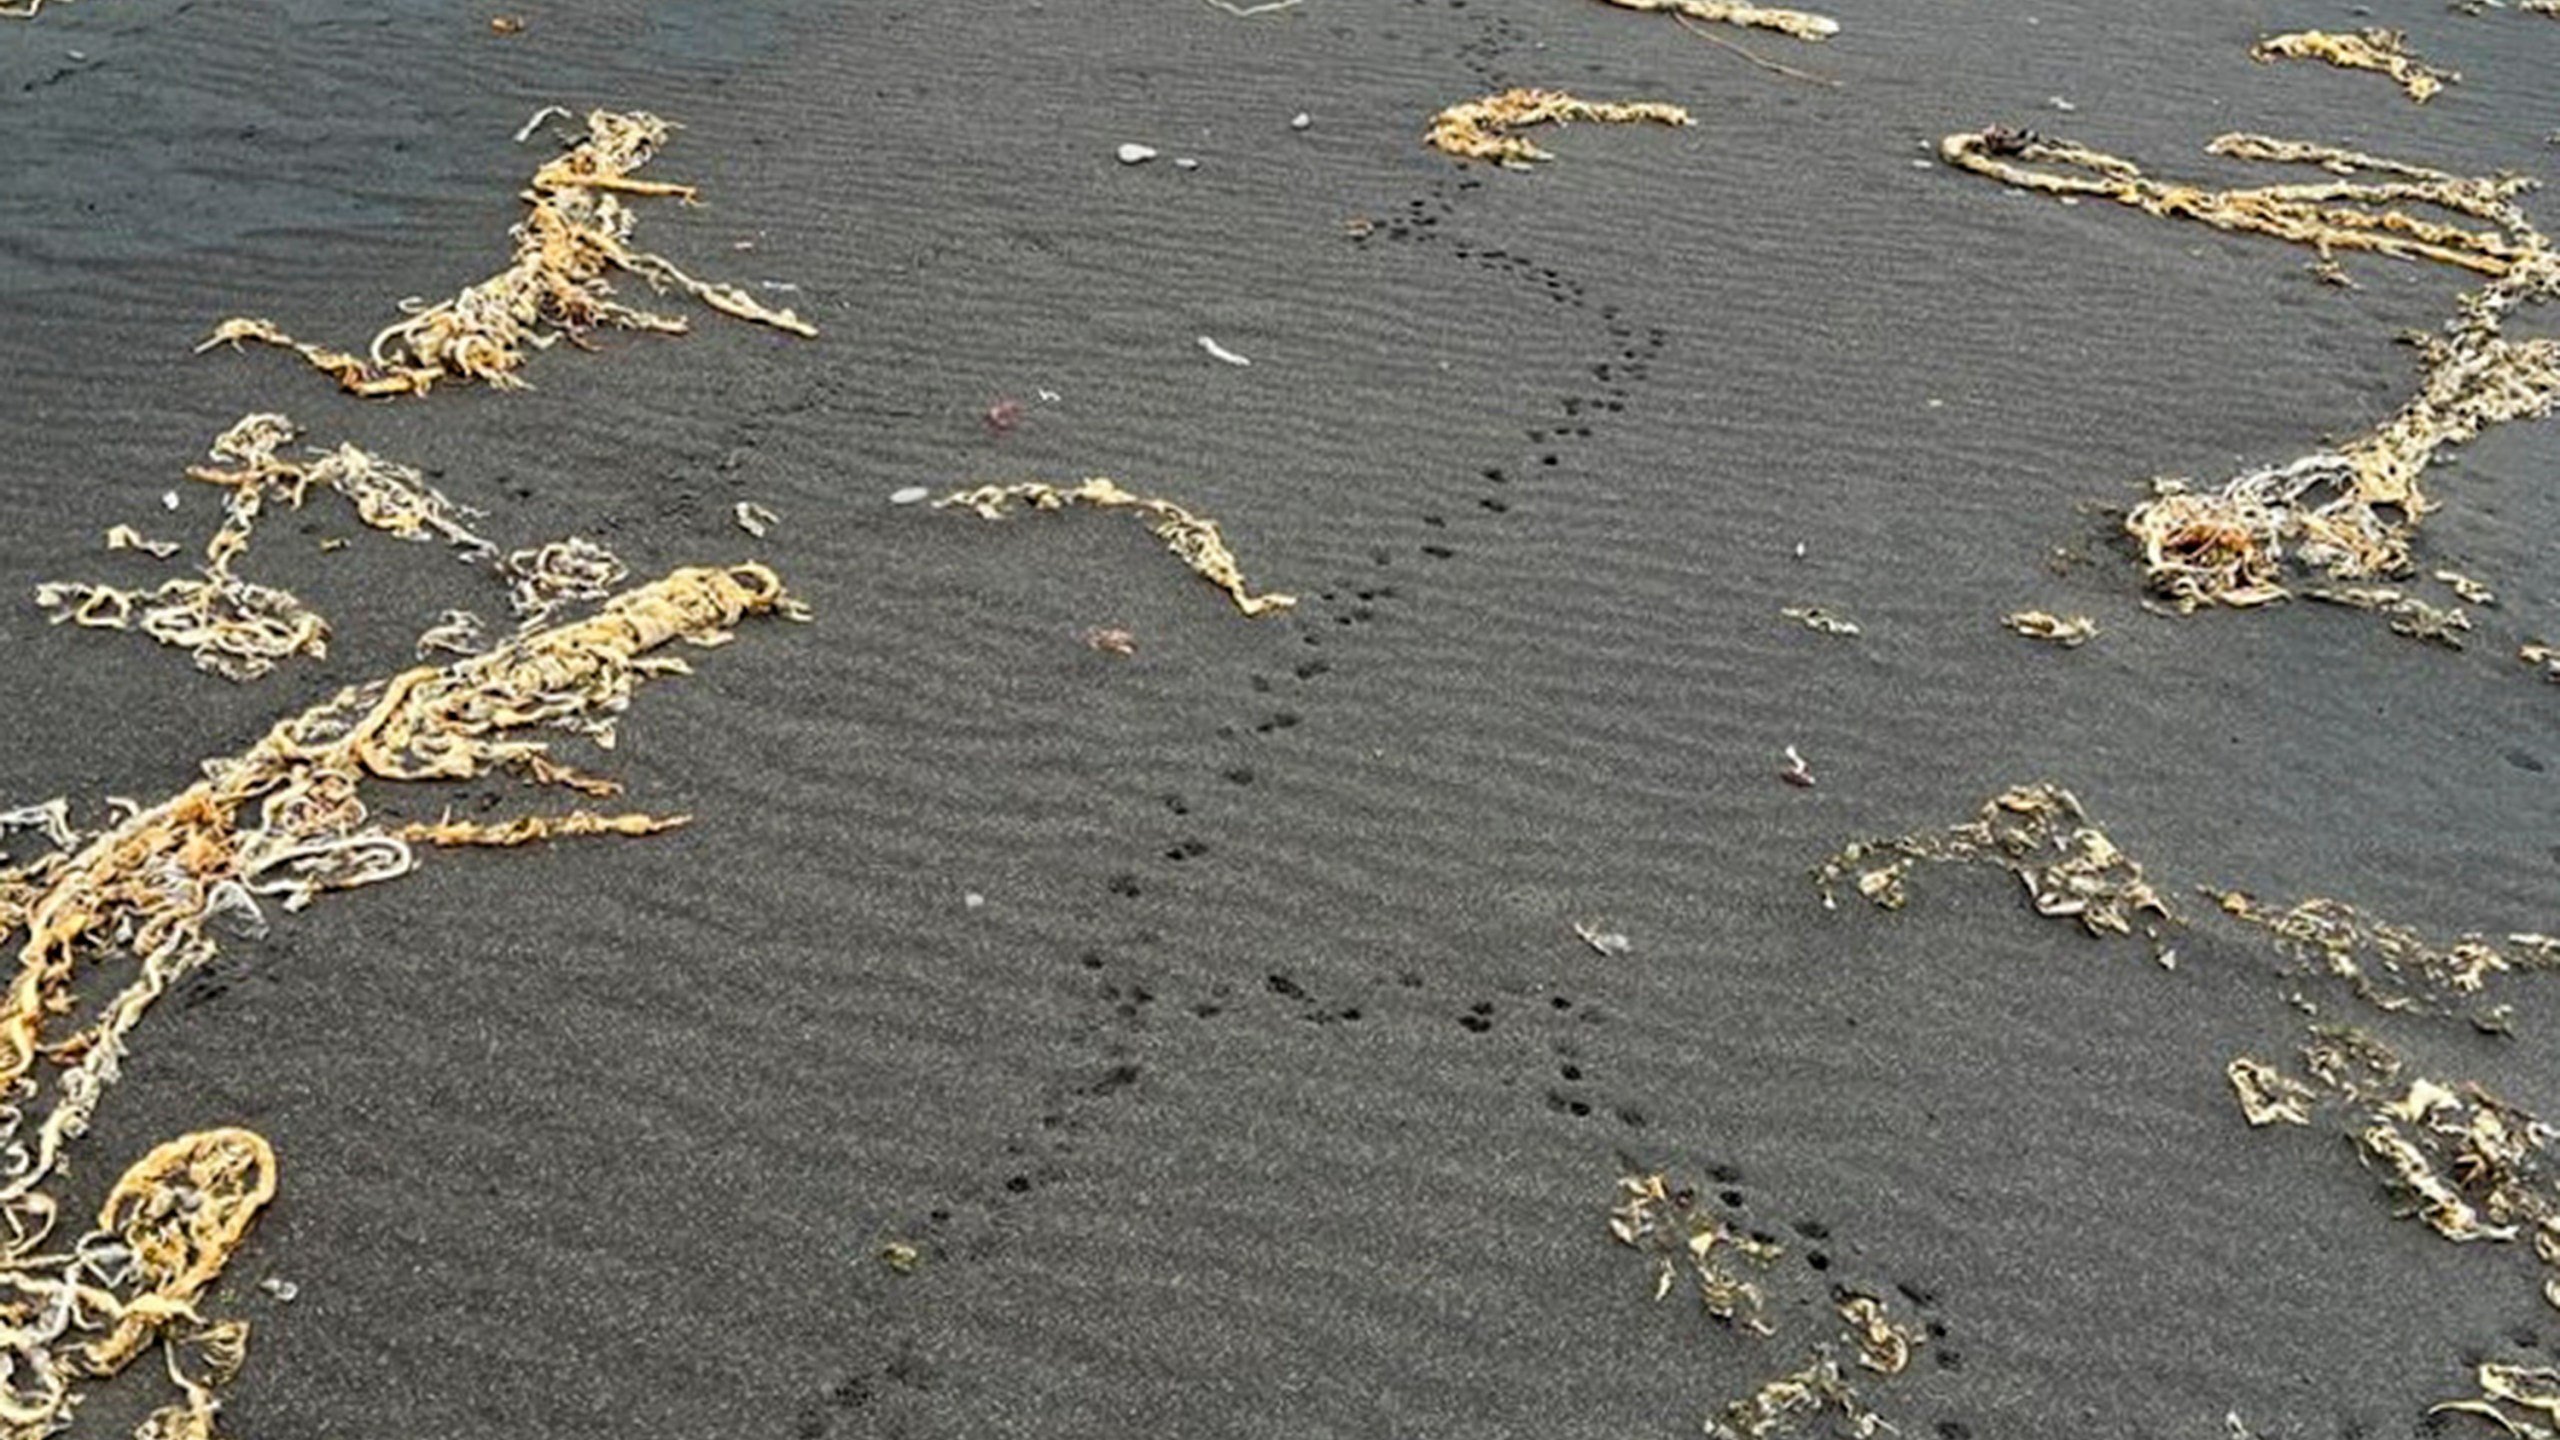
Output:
821,12,1975,1431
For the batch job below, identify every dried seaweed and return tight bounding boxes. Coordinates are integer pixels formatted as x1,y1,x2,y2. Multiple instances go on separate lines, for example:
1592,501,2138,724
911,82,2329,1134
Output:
0,562,797,1437
1709,1353,1886,1440
199,110,815,397
2436,1362,2560,1436
1836,1296,1923,1376
1815,784,2172,944
1609,1173,1781,1335
0,0,69,15
1781,604,1861,637
2228,1057,2317,1126
2252,29,2458,103
2303,585,2472,647
935,479,1295,617
2524,641,2560,683
2212,890,2560,1024
35,415,496,681
1941,127,2560,612
1425,89,1690,169
503,537,628,623
1591,0,1837,41
2002,610,2098,647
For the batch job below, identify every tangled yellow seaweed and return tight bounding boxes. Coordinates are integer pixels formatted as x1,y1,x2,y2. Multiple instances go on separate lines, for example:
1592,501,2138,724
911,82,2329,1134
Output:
0,562,798,1437
35,414,496,681
935,479,1295,617
1942,128,2560,611
198,110,815,397
1425,89,1690,169
1815,784,2172,946
1591,0,1836,41
2252,29,2458,103
2214,890,2560,1027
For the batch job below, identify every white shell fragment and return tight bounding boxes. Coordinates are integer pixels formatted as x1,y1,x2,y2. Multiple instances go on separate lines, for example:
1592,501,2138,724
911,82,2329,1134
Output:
1197,335,1252,367
890,486,931,506
1117,143,1159,165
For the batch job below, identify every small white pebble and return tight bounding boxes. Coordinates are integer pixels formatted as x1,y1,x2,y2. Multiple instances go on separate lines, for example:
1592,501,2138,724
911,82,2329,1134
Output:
890,486,931,506
1117,143,1158,165
1290,112,1311,131
2047,96,2077,112
964,892,986,910
160,491,180,511
1174,157,1199,170
259,1277,299,1303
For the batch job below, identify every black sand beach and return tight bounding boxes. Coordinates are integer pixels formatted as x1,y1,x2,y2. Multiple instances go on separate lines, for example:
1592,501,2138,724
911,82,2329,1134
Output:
4,1,2560,1436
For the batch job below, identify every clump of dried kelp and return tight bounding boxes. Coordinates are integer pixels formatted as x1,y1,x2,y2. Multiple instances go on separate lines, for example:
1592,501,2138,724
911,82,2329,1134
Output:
503,536,629,623
2251,29,2458,103
1590,0,1837,40
0,0,71,16
2213,890,2560,1028
199,110,815,397
1815,784,2173,947
935,479,1295,617
0,562,797,1438
1781,604,1861,637
1609,1173,1923,1439
1941,128,2560,614
35,414,496,680
2002,610,2098,647
1425,89,1690,168
2435,1361,2560,1436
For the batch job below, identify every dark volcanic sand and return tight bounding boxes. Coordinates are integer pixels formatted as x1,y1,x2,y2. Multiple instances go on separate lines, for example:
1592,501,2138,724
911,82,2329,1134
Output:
4,1,2560,1436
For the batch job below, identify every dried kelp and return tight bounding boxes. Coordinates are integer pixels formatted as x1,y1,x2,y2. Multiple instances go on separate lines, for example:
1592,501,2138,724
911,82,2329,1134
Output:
199,110,815,397
2303,585,2472,648
0,562,797,1437
503,537,628,623
1425,89,1690,169
935,479,1295,617
2002,610,2098,647
0,0,69,15
2525,641,2560,683
2436,1362,2560,1437
1610,1173,1918,1438
1816,784,2172,944
1942,127,2560,611
2252,29,2458,103
1609,1173,1781,1335
2213,890,2560,1023
1781,604,1861,637
2228,1057,2316,1126
399,810,688,847
36,415,496,681
1592,0,1837,41
414,608,490,659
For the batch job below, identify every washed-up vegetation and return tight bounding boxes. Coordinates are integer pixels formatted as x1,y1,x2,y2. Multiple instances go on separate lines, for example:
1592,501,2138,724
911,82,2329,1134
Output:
1815,784,2172,948
1941,128,2560,615
1426,89,1690,168
35,415,495,680
0,563,798,1437
1590,0,1836,41
2251,29,2458,103
935,479,1295,616
200,111,815,397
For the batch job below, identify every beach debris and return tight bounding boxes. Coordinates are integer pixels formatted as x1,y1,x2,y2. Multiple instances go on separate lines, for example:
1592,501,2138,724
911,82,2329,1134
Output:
1290,112,1312,131
2251,29,2457,103
2437,569,2497,605
734,501,779,538
2435,1363,2560,1436
1837,1295,1923,1375
2001,610,2098,647
38,414,496,681
260,1276,302,1303
1117,143,1159,165
890,486,932,506
1082,625,1138,656
1198,335,1252,367
985,395,1026,433
1574,922,1632,957
1780,604,1860,638
103,524,181,558
1942,127,2560,615
1610,1173,1779,1334
414,608,491,658
2211,890,2559,1024
1816,784,2172,944
503,536,628,622
2227,1057,2317,1126
1425,89,1690,169
880,1242,923,1274
1780,745,1815,788
0,562,797,1440
2302,585,2471,648
401,810,688,848
199,110,816,398
1590,0,1837,41
934,478,1296,617
2525,641,2560,682
1708,1353,1886,1440
490,14,525,34
513,104,573,143
1199,0,1300,15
